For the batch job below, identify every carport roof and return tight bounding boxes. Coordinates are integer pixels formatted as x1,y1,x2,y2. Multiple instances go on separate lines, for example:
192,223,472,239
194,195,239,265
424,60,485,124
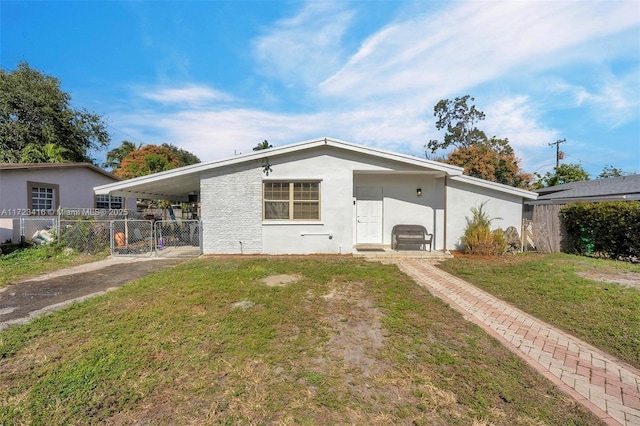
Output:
94,137,534,201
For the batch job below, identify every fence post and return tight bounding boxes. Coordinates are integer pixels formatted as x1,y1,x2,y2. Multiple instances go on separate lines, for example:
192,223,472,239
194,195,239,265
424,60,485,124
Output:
110,221,114,255
19,217,25,246
57,208,61,242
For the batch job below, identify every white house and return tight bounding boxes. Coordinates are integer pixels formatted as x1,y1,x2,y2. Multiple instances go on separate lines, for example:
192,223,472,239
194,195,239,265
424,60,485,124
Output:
0,163,129,243
94,137,537,254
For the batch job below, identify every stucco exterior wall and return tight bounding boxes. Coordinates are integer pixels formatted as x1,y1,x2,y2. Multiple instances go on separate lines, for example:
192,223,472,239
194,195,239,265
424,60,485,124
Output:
260,149,356,254
446,178,524,250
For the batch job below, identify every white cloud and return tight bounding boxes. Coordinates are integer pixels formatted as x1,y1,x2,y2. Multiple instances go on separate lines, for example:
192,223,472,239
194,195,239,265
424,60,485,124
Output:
550,70,640,127
252,1,354,88
139,85,233,106
484,96,557,149
319,1,640,102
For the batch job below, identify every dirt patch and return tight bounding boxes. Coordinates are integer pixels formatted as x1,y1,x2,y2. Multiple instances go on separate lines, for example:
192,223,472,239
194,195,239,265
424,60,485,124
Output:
261,274,300,287
312,281,386,378
577,271,640,290
231,300,255,310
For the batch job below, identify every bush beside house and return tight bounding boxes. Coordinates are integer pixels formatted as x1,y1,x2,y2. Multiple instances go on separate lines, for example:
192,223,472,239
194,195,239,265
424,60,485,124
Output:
560,201,640,261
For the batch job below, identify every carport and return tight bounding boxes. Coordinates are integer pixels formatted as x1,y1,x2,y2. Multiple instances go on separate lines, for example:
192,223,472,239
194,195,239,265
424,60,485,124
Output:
94,164,206,258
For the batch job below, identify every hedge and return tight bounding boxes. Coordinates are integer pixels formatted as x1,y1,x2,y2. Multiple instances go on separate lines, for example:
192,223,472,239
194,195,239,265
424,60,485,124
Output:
560,201,640,260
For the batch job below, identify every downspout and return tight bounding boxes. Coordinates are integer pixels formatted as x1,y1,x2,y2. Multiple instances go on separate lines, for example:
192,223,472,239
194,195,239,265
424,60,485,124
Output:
443,175,448,251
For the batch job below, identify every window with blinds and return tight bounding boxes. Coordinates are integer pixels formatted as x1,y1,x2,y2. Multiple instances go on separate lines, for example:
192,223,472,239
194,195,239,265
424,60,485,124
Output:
263,181,320,220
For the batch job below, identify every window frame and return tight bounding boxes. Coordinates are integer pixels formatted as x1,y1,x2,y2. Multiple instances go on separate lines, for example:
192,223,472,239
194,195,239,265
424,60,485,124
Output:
27,181,59,214
95,194,123,209
263,180,321,221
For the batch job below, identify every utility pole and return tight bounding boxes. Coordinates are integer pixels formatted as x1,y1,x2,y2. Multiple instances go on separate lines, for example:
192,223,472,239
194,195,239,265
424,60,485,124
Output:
548,138,566,168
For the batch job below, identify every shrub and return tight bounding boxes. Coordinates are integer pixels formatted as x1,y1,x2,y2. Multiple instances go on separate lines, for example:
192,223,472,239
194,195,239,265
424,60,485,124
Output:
560,201,640,260
462,202,507,255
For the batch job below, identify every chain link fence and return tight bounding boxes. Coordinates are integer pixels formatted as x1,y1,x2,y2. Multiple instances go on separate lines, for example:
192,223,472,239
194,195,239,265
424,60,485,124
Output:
154,220,201,258
58,219,112,254
111,219,154,257
3,209,201,258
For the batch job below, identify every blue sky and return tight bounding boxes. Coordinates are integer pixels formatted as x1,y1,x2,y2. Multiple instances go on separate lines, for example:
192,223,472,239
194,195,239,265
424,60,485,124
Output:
2,0,639,178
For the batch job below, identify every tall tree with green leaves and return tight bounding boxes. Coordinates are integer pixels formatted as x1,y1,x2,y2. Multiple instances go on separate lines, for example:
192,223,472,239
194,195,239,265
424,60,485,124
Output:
103,140,139,170
253,140,273,151
426,95,487,154
0,62,110,163
539,163,590,187
161,143,201,166
598,165,631,179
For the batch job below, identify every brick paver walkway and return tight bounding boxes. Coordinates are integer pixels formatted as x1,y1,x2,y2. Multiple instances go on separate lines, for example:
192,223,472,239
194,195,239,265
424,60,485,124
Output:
394,259,640,426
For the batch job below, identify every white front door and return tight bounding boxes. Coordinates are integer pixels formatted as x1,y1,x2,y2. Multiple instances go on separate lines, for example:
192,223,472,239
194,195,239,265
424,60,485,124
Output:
356,187,383,244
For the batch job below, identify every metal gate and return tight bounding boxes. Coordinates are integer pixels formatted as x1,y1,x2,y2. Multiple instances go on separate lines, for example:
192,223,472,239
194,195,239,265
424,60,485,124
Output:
154,220,201,257
111,219,154,257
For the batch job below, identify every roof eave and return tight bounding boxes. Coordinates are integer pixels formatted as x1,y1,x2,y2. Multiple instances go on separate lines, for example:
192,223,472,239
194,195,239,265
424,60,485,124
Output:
450,174,538,200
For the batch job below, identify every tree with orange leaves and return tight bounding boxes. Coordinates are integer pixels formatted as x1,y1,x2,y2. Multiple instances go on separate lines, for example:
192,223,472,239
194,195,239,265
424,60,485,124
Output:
114,145,181,179
446,138,534,189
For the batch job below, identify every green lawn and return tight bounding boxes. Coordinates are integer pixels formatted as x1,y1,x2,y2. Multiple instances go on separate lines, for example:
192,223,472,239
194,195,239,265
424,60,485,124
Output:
438,252,640,369
0,256,600,425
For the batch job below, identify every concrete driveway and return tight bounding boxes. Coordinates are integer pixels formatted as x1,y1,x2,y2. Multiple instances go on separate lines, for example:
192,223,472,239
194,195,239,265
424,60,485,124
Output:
0,257,186,330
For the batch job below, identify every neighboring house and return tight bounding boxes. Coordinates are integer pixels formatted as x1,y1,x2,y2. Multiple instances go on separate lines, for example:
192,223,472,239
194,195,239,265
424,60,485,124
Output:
0,163,131,243
527,174,640,253
95,137,537,255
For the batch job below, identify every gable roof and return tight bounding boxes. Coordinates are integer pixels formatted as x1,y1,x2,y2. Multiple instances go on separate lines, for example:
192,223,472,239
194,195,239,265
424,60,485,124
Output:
0,162,120,181
94,137,537,201
530,174,640,205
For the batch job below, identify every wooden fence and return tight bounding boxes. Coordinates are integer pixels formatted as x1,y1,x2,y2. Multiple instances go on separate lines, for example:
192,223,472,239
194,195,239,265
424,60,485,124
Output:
531,204,567,253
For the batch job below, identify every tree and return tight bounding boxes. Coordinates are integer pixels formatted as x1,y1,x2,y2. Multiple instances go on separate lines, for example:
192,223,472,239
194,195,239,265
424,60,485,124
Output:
103,140,139,170
20,143,73,163
253,140,273,151
598,165,630,179
426,96,533,189
426,95,487,154
0,61,110,163
161,143,200,166
539,163,590,187
114,145,180,179
445,138,534,189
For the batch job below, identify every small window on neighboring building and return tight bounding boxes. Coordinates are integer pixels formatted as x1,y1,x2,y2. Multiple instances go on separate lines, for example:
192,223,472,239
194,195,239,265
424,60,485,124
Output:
263,181,320,220
96,194,123,209
27,181,59,213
